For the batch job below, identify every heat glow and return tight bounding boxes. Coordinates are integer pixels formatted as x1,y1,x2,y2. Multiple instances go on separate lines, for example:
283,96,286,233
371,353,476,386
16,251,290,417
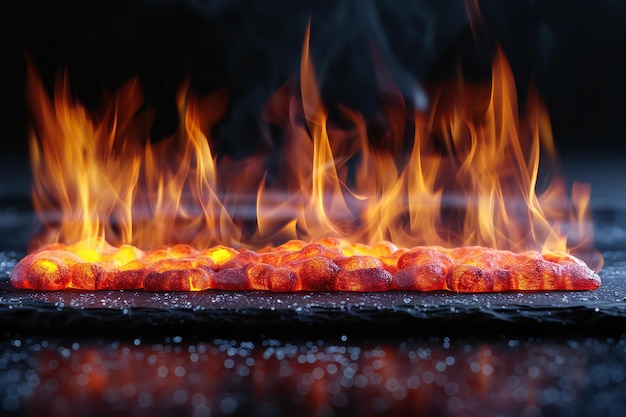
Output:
24,31,598,273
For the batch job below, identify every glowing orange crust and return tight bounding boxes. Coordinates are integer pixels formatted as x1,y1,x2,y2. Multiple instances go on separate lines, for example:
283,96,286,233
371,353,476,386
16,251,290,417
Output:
10,239,600,292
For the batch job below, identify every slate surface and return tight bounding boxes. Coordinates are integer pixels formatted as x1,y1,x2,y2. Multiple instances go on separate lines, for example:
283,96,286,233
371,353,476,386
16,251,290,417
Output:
1,248,624,336
0,200,624,336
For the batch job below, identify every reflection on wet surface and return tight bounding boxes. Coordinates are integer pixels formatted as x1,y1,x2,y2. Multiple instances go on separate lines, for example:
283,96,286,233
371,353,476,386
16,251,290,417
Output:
1,334,626,417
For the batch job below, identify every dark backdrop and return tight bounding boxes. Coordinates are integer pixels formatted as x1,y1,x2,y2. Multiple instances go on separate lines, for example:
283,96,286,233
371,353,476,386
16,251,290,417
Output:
0,0,624,202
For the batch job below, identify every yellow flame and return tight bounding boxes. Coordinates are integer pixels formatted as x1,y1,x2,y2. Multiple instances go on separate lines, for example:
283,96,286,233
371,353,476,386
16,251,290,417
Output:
26,29,597,263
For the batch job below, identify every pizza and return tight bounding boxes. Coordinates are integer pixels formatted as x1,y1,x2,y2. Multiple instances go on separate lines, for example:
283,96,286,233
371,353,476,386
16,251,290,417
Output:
10,238,600,292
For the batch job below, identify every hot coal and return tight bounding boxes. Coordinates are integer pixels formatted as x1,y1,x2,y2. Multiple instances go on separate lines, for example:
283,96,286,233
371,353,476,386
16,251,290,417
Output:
0,247,624,337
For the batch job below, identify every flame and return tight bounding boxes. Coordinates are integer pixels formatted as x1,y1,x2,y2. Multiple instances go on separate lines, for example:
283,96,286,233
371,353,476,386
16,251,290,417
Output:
26,29,597,266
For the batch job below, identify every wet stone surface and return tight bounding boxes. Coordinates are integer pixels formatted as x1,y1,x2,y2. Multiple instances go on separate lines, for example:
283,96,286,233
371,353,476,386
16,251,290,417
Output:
0,249,624,334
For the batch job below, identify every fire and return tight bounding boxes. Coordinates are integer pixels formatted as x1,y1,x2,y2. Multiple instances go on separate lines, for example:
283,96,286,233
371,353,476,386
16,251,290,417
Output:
25,30,598,270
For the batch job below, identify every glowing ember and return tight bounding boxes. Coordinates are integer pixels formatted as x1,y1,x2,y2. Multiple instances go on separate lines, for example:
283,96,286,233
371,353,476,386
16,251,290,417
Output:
11,239,599,292
12,26,601,292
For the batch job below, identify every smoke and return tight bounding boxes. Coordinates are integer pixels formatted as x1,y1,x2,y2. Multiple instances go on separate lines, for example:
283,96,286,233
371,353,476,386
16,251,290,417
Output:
184,0,470,156
3,0,623,159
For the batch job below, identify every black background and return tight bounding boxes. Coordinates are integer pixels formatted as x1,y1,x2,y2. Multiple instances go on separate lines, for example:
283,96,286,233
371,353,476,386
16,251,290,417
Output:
0,0,624,203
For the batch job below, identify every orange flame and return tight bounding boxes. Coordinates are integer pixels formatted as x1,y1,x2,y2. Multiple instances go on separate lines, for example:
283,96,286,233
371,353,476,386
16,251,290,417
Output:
26,29,597,266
